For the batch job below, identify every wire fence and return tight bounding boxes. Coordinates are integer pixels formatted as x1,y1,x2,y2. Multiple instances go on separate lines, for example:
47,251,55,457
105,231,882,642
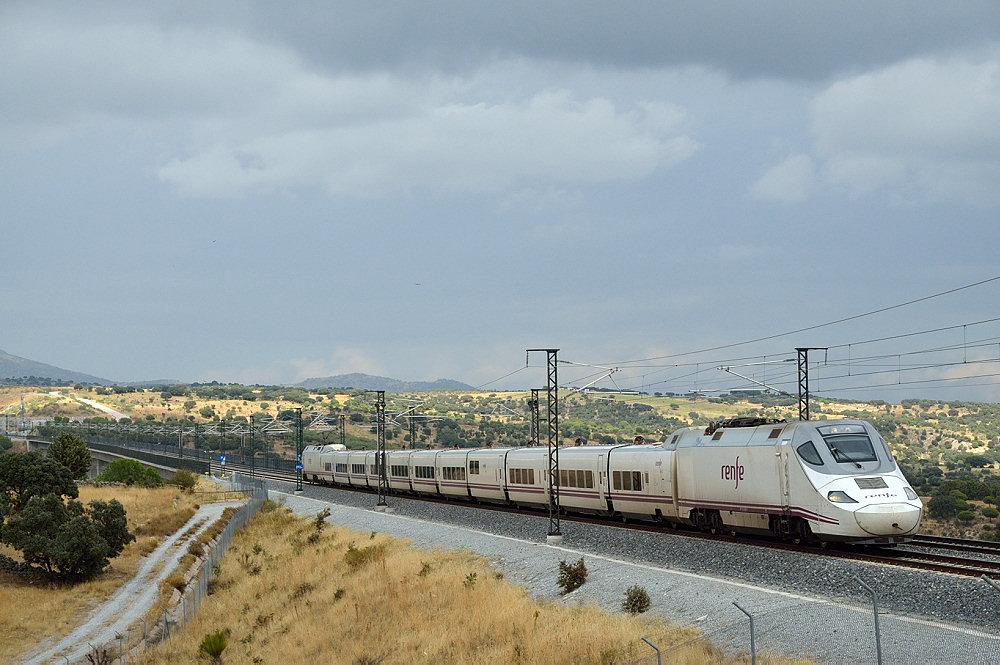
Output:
83,473,268,664
629,592,1000,665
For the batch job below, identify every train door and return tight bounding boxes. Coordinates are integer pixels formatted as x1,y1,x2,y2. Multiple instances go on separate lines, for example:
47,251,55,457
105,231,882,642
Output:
777,439,791,515
597,452,607,508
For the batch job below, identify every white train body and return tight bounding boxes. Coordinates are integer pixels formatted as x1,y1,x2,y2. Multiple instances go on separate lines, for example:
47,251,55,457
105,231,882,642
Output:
302,418,921,545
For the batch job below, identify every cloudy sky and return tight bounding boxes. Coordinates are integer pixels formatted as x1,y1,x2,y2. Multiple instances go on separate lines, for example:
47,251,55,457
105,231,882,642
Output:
3,1,1000,402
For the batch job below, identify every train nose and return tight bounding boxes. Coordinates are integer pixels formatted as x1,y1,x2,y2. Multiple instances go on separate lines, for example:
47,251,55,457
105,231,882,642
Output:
854,503,922,536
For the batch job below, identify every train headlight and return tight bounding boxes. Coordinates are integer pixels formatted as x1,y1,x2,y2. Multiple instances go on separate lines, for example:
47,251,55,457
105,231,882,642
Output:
827,490,858,504
904,487,919,501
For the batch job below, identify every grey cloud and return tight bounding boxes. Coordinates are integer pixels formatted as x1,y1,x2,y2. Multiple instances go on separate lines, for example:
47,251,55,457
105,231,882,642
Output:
9,1,1000,82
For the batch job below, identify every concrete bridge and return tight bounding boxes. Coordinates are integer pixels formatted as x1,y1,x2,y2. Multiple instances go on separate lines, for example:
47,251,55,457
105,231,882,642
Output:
25,438,187,481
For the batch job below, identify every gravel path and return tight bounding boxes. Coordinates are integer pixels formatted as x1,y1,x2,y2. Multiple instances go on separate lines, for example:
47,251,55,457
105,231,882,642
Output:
263,479,1000,665
19,501,241,665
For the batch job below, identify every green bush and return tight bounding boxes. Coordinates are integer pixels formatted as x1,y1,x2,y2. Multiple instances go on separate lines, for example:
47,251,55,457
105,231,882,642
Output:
983,506,999,520
957,510,977,522
169,469,198,491
97,459,162,487
557,558,587,595
199,629,228,663
621,584,651,614
0,434,12,453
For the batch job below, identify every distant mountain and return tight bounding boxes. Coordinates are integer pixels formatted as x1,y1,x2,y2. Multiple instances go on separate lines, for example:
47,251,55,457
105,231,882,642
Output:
0,349,113,385
295,373,473,392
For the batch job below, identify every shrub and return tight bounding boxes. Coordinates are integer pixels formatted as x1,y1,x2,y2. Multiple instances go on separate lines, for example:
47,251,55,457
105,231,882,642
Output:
344,542,384,570
621,585,651,614
463,572,477,589
97,459,162,487
0,434,12,453
557,558,587,594
983,506,999,520
957,510,976,522
169,469,198,491
199,629,228,663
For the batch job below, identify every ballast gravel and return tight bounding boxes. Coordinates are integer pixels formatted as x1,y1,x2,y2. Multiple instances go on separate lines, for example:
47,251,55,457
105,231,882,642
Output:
250,478,1000,665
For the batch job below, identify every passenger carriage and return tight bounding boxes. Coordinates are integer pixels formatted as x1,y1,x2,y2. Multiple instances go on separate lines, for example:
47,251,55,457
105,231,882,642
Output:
553,445,619,513
347,450,370,488
466,448,512,502
301,443,345,484
435,449,472,499
606,444,677,521
408,449,440,495
328,448,352,486
385,449,414,493
503,448,549,507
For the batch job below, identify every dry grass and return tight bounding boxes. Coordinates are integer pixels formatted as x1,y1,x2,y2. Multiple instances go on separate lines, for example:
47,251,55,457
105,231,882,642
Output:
0,485,203,663
138,508,811,665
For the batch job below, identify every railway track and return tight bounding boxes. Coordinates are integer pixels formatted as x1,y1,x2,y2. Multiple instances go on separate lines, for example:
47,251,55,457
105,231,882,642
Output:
211,460,1000,579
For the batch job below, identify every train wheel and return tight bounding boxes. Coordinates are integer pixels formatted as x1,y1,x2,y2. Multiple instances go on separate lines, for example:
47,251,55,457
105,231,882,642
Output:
708,511,724,535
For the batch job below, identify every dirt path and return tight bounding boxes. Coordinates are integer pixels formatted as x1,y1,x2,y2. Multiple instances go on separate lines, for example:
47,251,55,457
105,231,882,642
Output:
75,397,129,421
19,501,241,664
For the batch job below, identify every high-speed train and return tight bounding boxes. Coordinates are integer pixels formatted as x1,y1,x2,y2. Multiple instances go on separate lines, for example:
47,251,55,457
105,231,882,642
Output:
302,418,922,545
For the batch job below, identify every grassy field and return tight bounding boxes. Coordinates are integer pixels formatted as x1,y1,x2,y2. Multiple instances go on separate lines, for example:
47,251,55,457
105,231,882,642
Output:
0,483,204,663
138,503,809,665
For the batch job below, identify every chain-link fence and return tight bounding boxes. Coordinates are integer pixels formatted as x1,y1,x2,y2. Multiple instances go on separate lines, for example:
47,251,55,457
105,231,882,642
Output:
79,474,268,664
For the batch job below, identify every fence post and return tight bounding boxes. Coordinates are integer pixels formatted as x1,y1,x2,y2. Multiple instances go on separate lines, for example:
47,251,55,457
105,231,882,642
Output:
853,575,883,665
640,637,661,665
733,602,756,665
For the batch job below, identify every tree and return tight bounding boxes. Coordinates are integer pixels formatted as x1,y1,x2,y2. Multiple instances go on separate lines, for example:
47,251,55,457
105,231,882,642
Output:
0,450,78,518
0,494,134,580
927,494,958,520
0,435,12,453
48,432,92,479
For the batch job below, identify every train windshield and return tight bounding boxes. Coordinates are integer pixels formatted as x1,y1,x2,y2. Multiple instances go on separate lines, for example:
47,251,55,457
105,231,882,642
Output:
818,424,878,465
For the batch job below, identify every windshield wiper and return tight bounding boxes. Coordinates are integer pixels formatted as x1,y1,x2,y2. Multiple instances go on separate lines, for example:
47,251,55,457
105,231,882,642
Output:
830,446,863,469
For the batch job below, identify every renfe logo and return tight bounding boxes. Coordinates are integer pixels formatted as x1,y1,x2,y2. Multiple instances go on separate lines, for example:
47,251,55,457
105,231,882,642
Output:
721,456,745,489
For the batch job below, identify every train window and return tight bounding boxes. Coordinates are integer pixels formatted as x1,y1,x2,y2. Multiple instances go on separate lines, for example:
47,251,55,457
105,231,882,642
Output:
352,464,365,474
712,431,724,441
797,441,823,466
414,466,434,479
442,466,466,481
510,468,535,485
769,428,783,439
335,463,348,473
632,472,643,492
820,431,877,464
585,470,594,488
469,460,480,474
612,470,621,490
390,465,408,478
369,465,375,475
324,463,331,472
